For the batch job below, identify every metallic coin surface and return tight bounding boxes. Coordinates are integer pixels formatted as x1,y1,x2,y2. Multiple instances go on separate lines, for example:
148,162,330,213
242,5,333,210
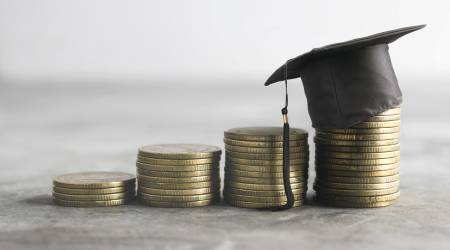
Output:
226,157,306,166
316,144,400,153
226,163,308,173
316,198,399,208
313,185,398,196
138,198,218,207
226,176,304,185
138,192,219,202
138,180,220,190
224,138,307,148
316,132,400,141
314,137,399,146
316,191,400,202
225,198,303,208
317,127,400,134
315,180,399,190
225,144,306,154
137,156,220,166
53,185,135,195
138,144,222,159
365,114,401,122
315,161,400,171
53,172,135,189
136,162,219,172
351,120,401,128
224,193,304,203
315,168,400,177
225,169,306,178
136,168,218,178
52,192,134,201
138,186,219,196
316,156,400,166
225,151,306,160
377,107,401,116
224,127,308,141
225,181,305,191
224,187,305,197
53,198,130,207
137,174,218,183
316,150,400,159
318,174,399,184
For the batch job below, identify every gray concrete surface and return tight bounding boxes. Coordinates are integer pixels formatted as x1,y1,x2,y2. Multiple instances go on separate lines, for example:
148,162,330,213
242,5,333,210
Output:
1,79,450,250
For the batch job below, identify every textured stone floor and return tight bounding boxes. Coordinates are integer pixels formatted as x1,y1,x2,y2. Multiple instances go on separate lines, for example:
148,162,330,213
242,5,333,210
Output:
1,79,449,250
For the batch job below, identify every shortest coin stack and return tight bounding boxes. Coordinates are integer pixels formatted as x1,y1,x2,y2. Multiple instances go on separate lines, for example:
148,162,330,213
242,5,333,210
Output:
136,144,222,208
53,171,136,207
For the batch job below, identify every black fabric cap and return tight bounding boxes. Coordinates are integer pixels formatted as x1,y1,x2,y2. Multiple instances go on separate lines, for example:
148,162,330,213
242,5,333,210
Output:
264,25,425,128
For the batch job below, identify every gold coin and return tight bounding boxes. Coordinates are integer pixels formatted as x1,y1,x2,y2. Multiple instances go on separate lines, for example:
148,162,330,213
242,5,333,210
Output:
226,163,308,172
225,198,303,208
316,150,400,159
225,181,306,191
225,150,306,160
316,198,399,208
137,174,218,183
314,137,399,146
225,144,306,154
224,187,306,197
224,193,304,203
315,180,399,190
136,168,218,178
226,157,306,166
138,192,219,202
315,161,400,171
365,114,401,122
317,174,399,184
377,107,401,116
316,132,400,141
53,172,135,189
224,138,307,148
226,176,304,185
317,127,400,134
224,127,308,142
315,167,399,177
52,192,134,201
138,186,219,196
225,169,306,178
315,144,400,153
137,156,220,166
316,156,400,166
138,180,220,190
53,198,131,207
138,197,218,207
316,191,400,202
52,185,135,195
136,162,219,171
351,120,401,128
138,144,221,159
313,184,398,196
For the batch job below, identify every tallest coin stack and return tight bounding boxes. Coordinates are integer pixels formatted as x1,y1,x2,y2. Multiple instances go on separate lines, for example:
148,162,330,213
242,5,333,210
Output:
314,106,401,208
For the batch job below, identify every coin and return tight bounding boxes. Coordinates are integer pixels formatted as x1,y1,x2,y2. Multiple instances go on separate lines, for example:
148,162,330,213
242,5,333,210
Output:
136,162,219,171
138,198,218,207
224,187,305,197
138,144,222,159
226,163,308,172
138,192,219,202
224,193,303,203
377,107,401,116
224,138,307,148
316,156,400,165
313,185,398,196
225,169,306,178
225,181,305,191
226,176,304,185
137,156,220,166
225,144,306,154
136,168,218,178
53,198,130,207
351,120,401,128
138,186,219,196
316,199,398,208
315,144,400,153
315,161,400,171
314,137,399,146
316,127,400,134
365,114,401,122
138,180,220,190
316,150,400,159
52,192,133,201
226,157,307,166
316,132,400,141
137,174,218,183
53,172,136,189
224,127,308,141
225,198,303,208
316,191,400,202
225,150,307,160
317,174,399,184
315,180,399,190
53,185,135,195
315,168,399,177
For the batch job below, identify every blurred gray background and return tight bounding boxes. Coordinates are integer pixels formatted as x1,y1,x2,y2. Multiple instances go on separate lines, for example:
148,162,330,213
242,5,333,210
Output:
1,1,450,250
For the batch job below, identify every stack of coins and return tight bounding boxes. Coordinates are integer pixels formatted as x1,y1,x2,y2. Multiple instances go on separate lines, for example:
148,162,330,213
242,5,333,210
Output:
53,171,136,207
223,127,309,209
136,144,222,207
314,106,401,208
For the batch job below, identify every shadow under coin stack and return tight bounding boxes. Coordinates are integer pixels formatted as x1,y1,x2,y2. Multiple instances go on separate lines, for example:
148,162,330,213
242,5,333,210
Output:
223,127,309,209
136,144,222,207
53,171,136,207
314,107,401,208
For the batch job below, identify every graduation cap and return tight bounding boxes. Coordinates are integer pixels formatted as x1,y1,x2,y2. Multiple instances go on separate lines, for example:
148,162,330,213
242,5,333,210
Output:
264,25,425,210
